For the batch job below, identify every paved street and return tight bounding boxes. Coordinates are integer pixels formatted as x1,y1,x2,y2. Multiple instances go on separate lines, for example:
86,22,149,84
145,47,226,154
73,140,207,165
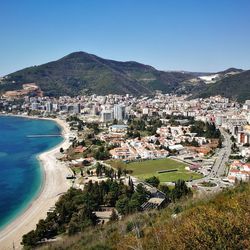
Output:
187,128,234,192
209,128,232,178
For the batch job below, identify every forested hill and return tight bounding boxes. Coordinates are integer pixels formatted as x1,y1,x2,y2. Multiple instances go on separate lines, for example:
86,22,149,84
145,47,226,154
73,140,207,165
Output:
1,52,249,101
196,69,250,102
0,52,194,96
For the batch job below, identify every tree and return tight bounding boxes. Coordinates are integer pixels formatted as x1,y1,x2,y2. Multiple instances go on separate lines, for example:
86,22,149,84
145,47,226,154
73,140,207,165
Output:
117,167,122,179
68,219,79,235
94,147,110,160
113,118,118,125
230,136,236,142
155,139,160,145
218,138,223,148
171,179,192,201
104,191,117,207
159,184,170,196
60,147,64,153
22,178,140,248
136,184,149,204
128,193,142,213
145,176,160,187
190,138,199,147
115,196,130,215
96,162,102,177
21,230,38,247
128,176,134,193
231,143,239,153
109,209,119,222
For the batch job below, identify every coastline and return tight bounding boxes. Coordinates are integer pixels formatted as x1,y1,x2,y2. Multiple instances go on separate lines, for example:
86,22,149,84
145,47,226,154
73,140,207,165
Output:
0,115,72,249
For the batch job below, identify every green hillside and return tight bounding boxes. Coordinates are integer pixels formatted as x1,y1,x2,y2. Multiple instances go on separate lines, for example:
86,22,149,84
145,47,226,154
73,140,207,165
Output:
197,70,250,102
0,52,193,96
1,52,249,100
39,182,250,250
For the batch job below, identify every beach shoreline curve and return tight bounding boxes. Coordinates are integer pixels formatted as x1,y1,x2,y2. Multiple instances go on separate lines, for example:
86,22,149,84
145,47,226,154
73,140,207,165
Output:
0,115,72,249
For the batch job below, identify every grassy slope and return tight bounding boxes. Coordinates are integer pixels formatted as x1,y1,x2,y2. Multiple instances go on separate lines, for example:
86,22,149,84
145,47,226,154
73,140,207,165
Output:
109,158,202,182
43,182,250,250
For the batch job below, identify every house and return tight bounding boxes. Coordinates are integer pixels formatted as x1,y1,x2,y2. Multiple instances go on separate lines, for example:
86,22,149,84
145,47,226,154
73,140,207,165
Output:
169,144,185,152
73,146,86,153
141,197,166,210
228,161,250,183
94,206,118,224
109,124,128,133
109,147,136,159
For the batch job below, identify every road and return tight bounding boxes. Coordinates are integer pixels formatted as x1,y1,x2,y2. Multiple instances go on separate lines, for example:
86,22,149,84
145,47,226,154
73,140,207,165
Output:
209,128,232,178
187,128,233,193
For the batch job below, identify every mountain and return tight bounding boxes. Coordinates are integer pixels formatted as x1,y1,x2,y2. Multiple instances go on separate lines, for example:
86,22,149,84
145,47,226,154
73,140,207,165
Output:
1,53,249,101
217,67,244,74
190,68,243,85
195,69,250,102
0,52,194,96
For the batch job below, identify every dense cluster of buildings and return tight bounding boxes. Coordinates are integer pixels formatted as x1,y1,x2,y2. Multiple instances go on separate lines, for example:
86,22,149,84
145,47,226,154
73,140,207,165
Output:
1,92,249,125
228,161,250,183
1,92,250,183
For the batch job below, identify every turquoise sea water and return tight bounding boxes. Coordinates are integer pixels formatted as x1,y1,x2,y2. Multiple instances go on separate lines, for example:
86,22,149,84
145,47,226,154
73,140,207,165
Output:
0,116,63,229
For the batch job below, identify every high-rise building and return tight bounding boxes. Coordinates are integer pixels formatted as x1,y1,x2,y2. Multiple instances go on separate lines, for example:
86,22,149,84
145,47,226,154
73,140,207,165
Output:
31,102,39,110
52,103,59,112
113,104,126,121
73,103,81,114
101,110,113,122
142,108,149,115
92,105,99,115
45,102,53,112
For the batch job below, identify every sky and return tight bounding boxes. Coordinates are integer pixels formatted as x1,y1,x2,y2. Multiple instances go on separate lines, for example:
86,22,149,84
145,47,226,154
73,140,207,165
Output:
0,0,250,76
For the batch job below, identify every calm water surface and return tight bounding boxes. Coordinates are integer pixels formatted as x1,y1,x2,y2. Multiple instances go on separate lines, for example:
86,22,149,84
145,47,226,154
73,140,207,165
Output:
0,116,62,229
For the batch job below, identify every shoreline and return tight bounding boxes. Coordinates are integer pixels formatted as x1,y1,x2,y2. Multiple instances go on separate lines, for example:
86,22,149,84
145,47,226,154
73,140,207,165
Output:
0,115,72,249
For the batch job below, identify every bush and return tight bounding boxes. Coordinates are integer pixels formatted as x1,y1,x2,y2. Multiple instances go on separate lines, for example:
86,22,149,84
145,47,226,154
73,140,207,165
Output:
145,176,160,187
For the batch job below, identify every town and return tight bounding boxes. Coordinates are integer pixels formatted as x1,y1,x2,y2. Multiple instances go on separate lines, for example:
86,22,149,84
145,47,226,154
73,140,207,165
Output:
1,1,249,249
1,90,250,248
1,90,249,195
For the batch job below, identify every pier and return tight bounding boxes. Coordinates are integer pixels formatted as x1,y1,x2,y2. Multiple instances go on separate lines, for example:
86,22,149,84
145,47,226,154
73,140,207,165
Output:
27,134,61,138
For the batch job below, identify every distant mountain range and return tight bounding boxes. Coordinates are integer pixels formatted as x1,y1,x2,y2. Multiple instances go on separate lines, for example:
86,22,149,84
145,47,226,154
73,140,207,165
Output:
194,69,250,102
0,51,249,101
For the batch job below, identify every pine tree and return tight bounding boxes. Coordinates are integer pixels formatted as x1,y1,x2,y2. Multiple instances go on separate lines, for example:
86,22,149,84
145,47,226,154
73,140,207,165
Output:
109,209,119,222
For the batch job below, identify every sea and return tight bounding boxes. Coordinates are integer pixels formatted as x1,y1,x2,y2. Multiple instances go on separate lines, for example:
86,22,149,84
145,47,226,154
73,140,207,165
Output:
0,116,63,229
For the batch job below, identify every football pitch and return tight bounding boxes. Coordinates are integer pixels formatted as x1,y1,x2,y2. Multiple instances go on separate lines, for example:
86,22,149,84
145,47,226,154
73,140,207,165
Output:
109,158,203,183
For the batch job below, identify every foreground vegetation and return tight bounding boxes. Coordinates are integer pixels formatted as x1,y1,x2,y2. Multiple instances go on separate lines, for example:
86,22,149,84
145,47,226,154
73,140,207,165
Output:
21,179,141,247
22,177,192,249
109,158,203,182
42,182,250,250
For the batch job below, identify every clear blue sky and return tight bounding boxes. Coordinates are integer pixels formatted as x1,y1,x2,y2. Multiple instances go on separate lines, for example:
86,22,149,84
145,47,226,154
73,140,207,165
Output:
1,0,250,76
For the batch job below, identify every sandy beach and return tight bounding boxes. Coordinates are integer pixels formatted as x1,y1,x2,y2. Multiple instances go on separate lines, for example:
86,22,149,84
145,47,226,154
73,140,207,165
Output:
0,117,72,249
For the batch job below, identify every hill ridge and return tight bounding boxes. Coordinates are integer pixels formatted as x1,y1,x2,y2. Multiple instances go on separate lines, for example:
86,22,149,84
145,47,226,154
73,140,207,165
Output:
0,51,249,101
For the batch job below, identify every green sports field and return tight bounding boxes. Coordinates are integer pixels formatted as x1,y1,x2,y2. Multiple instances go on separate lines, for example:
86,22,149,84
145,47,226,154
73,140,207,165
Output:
108,158,203,183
